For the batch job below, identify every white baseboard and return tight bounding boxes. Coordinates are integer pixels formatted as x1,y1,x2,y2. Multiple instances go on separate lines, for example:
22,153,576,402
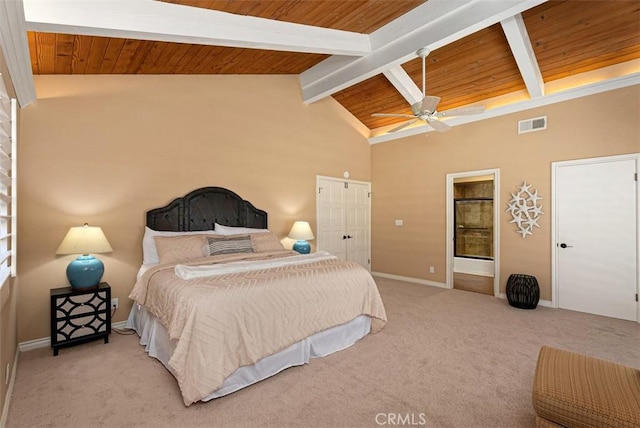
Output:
111,320,129,329
372,272,554,308
371,272,448,289
18,337,49,352
1,346,19,428
18,320,129,352
497,292,553,308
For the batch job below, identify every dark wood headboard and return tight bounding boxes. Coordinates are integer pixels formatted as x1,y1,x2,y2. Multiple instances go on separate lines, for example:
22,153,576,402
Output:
146,187,268,232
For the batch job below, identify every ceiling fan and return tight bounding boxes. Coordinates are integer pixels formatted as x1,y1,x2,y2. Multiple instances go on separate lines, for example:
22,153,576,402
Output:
372,48,485,133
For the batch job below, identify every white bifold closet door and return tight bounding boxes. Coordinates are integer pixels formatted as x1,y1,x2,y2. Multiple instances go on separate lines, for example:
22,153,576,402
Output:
316,176,371,271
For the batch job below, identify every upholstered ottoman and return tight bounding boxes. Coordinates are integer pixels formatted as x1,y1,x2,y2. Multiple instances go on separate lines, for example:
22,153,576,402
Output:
532,346,640,427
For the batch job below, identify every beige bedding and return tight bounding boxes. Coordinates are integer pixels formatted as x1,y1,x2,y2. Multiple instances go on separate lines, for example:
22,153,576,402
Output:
129,250,387,406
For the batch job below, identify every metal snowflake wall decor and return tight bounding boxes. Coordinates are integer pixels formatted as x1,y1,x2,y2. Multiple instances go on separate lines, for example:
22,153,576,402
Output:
506,182,544,238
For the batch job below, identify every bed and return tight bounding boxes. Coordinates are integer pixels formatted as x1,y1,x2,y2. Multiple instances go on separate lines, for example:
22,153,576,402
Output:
126,187,387,406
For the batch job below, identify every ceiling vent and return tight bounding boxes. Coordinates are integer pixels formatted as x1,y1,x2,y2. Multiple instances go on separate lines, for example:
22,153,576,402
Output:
518,116,547,134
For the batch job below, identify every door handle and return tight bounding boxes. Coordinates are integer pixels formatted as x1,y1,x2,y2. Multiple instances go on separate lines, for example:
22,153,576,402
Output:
347,235,352,239
559,243,573,248
343,235,347,240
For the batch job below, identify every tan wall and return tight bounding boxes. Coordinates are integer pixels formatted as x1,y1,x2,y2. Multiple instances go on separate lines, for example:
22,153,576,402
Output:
372,85,640,300
18,74,371,342
15,75,640,342
0,55,18,420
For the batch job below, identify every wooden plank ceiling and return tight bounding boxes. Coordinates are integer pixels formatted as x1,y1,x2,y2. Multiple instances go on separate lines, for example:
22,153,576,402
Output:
27,0,640,132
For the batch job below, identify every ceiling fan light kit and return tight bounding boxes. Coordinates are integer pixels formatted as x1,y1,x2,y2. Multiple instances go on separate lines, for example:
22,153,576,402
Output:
372,48,485,134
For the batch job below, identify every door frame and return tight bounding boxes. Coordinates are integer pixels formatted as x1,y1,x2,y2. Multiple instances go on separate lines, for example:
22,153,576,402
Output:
551,153,639,322
446,168,501,296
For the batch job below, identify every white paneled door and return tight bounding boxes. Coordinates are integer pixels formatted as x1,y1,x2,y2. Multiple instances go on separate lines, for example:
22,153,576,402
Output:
554,155,638,321
317,176,371,270
346,181,371,268
317,178,347,261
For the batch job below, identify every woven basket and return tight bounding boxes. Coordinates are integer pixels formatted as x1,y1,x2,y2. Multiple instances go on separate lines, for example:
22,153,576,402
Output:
506,274,539,309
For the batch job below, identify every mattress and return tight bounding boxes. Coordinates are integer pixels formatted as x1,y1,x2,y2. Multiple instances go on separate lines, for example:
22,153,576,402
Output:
126,303,371,400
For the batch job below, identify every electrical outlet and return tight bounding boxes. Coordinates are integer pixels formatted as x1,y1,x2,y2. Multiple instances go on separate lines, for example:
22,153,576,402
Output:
111,298,119,310
429,266,435,274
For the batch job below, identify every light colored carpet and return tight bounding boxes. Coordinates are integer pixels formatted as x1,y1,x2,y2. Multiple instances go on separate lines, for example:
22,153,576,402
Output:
6,278,640,428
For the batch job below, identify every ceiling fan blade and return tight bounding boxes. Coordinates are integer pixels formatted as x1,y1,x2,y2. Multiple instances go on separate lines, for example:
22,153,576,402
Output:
388,119,419,133
426,118,451,133
437,105,485,117
411,100,422,115
421,96,440,114
372,113,416,118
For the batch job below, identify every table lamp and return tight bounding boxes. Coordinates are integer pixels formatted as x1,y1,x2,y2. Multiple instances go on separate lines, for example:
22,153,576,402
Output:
56,223,113,289
288,221,314,254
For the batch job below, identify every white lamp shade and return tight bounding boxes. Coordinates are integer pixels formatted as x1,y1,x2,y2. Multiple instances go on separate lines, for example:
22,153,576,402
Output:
56,224,113,255
288,221,314,241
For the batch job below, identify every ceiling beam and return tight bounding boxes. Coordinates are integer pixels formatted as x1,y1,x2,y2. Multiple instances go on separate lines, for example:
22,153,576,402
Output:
501,14,544,98
300,0,548,104
0,0,36,107
383,66,422,105
23,0,371,56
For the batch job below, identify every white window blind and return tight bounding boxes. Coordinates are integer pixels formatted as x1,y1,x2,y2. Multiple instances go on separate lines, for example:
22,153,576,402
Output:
0,76,16,287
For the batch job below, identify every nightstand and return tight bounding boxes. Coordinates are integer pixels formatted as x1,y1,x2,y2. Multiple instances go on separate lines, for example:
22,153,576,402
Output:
50,282,111,356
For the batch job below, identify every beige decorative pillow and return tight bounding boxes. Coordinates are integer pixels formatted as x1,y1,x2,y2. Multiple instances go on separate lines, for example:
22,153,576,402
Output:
142,227,215,265
154,235,212,264
250,231,285,252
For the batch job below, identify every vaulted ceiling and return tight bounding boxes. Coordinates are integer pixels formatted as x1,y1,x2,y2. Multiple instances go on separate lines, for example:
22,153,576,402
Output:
2,0,640,143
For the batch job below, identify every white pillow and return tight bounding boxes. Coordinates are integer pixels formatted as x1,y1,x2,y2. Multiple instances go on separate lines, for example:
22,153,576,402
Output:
142,226,215,265
214,223,269,236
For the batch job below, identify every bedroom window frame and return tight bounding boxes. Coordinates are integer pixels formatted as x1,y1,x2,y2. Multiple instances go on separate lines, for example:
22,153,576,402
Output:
0,78,16,289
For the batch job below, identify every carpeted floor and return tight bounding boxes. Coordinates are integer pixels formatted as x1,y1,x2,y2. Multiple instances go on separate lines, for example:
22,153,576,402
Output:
6,277,640,428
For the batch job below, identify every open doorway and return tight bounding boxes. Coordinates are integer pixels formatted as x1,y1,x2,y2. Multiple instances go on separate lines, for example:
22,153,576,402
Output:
446,169,500,296
454,178,494,294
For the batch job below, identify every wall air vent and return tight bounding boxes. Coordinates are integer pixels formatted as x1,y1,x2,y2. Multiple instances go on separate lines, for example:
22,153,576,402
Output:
518,116,547,134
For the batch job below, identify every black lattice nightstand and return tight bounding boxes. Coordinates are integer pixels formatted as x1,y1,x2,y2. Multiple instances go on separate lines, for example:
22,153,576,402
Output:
50,282,111,356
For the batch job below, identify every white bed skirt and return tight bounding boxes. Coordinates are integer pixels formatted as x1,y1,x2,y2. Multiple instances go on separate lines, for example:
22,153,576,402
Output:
126,304,371,401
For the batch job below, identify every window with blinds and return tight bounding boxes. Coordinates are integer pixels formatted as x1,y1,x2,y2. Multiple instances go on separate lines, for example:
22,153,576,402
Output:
0,77,15,287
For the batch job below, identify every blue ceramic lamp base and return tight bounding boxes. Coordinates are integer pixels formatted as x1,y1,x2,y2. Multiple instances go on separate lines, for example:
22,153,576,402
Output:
67,254,104,289
292,240,311,254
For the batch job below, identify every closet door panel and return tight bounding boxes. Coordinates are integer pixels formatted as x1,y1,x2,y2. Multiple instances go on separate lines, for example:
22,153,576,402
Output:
318,179,347,260
346,183,370,270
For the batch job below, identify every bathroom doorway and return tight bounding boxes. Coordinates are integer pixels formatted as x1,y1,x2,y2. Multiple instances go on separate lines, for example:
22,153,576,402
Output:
446,169,500,296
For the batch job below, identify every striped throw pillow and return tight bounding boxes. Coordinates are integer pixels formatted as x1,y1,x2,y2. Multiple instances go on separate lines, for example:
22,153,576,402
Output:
206,235,255,256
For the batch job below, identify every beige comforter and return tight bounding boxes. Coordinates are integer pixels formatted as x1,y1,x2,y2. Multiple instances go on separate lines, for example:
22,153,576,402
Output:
129,250,387,406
